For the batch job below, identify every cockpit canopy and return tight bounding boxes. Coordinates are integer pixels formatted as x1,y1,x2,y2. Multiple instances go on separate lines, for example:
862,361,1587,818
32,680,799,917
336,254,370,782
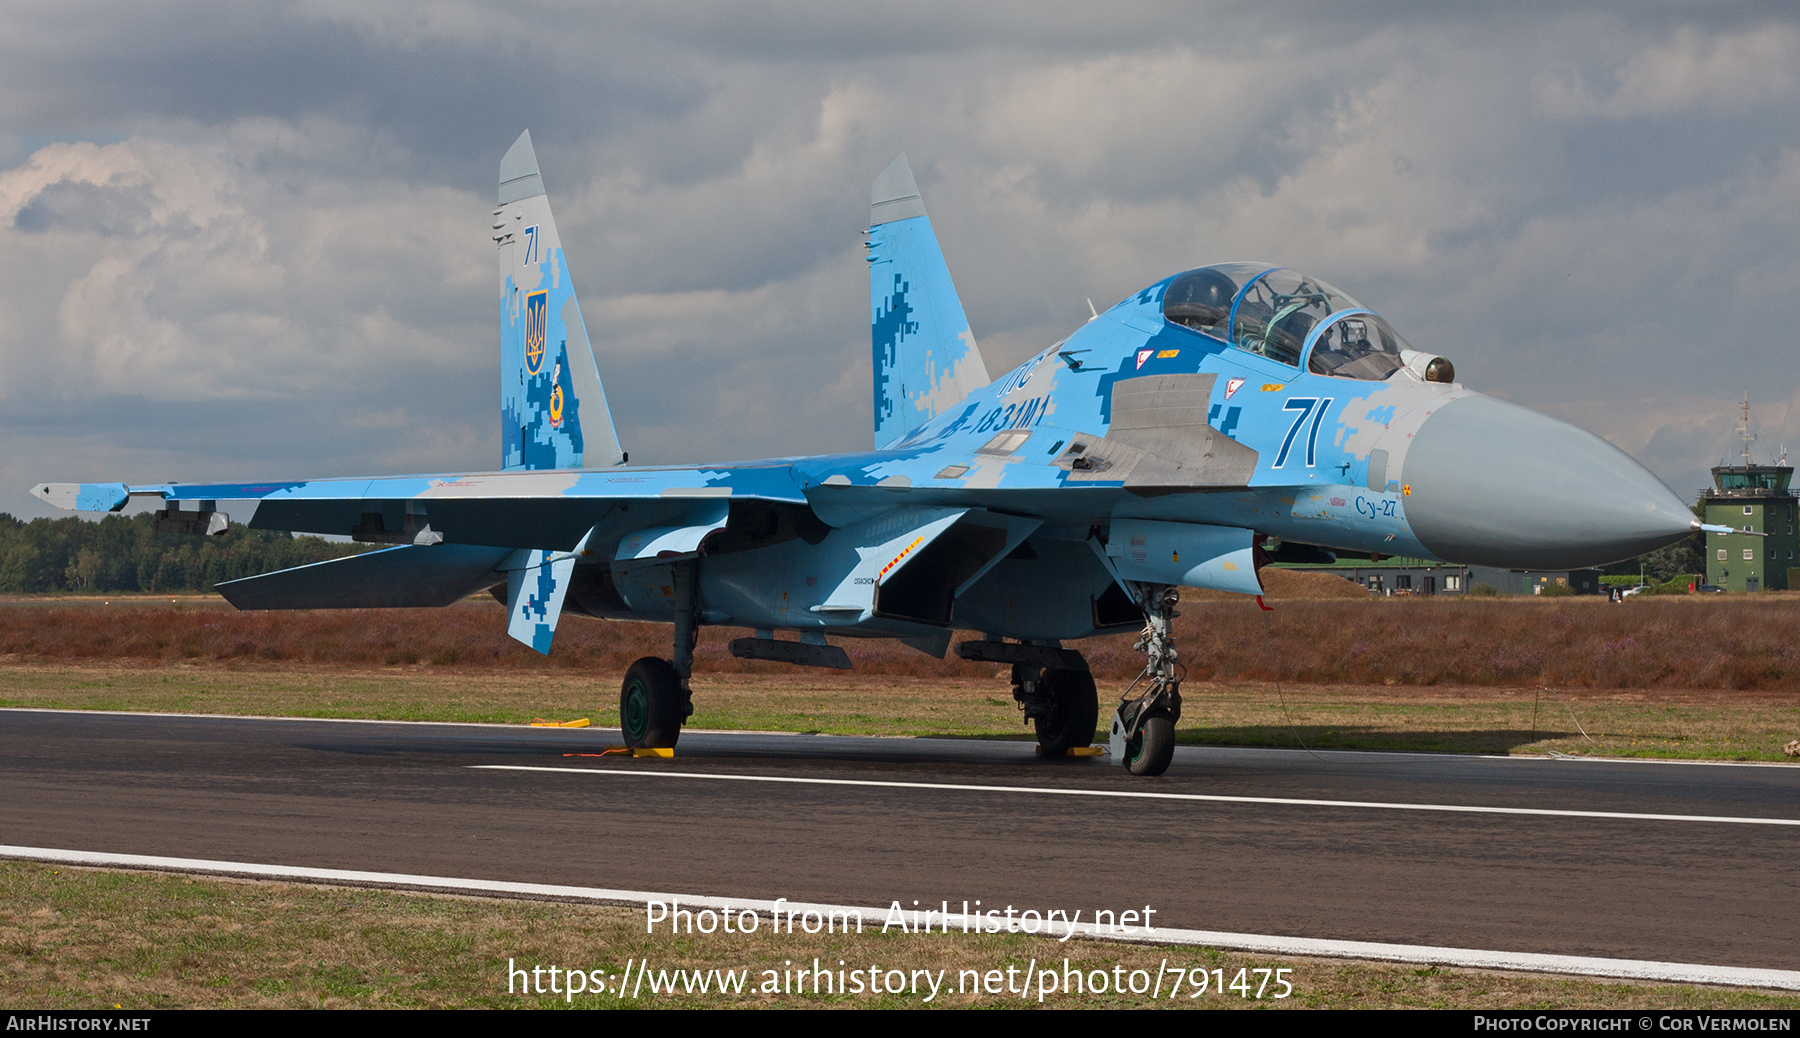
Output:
1161,263,1418,381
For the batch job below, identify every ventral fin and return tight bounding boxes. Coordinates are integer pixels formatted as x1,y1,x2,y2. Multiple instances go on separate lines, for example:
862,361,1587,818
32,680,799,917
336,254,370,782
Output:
503,527,595,654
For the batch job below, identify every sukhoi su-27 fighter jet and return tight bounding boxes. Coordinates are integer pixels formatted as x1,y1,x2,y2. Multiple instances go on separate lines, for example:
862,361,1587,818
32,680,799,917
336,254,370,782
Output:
34,132,1709,776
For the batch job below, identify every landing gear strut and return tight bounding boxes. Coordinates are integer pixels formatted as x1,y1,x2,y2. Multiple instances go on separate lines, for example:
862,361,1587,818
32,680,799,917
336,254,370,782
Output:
1111,582,1181,776
619,560,698,749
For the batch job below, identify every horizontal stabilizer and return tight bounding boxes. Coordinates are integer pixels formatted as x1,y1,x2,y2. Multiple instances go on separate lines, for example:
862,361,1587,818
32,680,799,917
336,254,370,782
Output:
216,545,513,610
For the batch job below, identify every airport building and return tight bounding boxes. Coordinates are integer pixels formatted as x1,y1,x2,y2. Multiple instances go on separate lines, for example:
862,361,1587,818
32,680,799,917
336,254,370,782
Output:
1703,461,1798,592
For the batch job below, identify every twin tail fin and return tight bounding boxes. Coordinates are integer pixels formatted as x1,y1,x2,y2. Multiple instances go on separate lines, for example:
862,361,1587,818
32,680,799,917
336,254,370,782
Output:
867,155,991,449
495,130,626,471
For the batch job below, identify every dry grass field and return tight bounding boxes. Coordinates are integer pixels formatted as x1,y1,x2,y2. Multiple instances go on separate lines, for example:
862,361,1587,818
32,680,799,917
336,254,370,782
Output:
2,582,1798,758
3,577,1797,690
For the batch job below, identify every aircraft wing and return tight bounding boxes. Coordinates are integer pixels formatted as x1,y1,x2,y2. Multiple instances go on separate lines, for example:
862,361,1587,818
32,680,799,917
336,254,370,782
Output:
33,463,810,552
32,463,818,656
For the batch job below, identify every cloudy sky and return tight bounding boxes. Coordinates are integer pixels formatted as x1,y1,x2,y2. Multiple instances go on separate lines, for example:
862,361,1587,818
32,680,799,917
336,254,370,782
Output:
4,1,1798,521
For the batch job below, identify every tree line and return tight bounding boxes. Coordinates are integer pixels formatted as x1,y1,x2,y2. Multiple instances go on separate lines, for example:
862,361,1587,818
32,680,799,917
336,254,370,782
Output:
0,512,371,594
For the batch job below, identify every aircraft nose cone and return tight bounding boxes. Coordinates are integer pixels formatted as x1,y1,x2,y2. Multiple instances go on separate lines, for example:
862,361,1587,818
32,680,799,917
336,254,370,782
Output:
1402,395,1694,570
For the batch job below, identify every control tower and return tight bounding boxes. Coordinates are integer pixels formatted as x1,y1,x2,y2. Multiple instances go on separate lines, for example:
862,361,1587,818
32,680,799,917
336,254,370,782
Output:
1703,398,1796,592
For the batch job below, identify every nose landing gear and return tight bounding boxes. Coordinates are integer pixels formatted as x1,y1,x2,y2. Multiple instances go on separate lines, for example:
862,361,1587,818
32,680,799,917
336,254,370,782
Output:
1108,582,1182,776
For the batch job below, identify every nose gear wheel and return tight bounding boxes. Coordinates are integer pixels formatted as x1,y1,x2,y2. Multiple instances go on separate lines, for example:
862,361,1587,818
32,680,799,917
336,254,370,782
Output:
1111,582,1183,776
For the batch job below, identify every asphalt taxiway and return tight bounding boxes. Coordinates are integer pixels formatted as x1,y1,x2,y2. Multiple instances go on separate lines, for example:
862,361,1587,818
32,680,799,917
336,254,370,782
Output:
4,708,1798,974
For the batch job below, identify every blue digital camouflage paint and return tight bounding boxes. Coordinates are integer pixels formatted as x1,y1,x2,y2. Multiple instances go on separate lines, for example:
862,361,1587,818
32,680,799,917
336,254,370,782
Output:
496,131,620,472
867,155,990,449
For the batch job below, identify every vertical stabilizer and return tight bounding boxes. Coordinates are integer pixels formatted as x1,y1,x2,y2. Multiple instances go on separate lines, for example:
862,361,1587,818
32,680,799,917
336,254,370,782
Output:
867,155,991,449
496,130,626,471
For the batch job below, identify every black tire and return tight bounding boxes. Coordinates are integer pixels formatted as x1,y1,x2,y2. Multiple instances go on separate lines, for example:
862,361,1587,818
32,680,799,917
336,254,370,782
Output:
1034,669,1099,756
1125,710,1175,776
620,656,683,749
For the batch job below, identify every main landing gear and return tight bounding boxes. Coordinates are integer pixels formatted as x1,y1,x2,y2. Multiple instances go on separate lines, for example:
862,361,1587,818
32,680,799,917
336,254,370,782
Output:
954,640,1100,757
1109,582,1182,776
619,562,698,750
620,657,685,747
1015,663,1099,756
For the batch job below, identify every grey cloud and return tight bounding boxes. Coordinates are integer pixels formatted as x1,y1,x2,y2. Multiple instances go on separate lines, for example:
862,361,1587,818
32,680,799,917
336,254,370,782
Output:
3,2,1798,522
14,180,160,236
0,3,710,185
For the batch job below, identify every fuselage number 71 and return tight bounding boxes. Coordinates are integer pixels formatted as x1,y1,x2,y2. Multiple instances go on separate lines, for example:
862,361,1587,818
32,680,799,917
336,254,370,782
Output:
1273,396,1333,469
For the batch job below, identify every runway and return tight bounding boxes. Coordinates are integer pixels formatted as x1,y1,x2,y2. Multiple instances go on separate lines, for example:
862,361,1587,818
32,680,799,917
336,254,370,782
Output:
5,707,1799,977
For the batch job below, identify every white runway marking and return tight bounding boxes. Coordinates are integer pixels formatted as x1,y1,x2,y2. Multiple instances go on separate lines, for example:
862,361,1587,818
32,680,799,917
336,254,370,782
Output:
4,843,1795,990
472,764,1800,827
